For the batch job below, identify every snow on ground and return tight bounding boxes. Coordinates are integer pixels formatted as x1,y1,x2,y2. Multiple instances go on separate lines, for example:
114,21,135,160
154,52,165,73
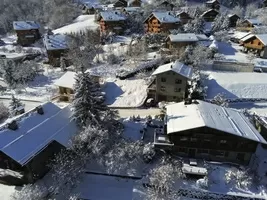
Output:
0,184,16,200
218,42,250,63
73,174,136,200
0,67,64,102
122,117,146,141
104,78,148,108
205,71,267,99
230,102,267,117
53,15,98,34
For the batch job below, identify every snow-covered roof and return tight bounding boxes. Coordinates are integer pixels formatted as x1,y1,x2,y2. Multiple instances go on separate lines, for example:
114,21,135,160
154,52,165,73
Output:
54,71,76,89
196,34,209,41
201,9,219,17
256,34,267,45
232,32,251,40
151,12,180,23
123,7,141,13
240,34,255,42
166,100,267,144
100,11,126,21
152,61,193,79
43,34,69,51
228,14,239,18
245,19,262,25
168,34,198,42
13,21,40,31
83,2,103,9
206,0,219,3
0,102,77,165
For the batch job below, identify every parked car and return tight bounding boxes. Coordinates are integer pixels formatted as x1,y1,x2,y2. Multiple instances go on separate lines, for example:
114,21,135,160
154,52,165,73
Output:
254,67,263,73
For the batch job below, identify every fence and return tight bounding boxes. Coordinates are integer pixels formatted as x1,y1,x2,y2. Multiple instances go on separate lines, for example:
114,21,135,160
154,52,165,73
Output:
212,61,254,72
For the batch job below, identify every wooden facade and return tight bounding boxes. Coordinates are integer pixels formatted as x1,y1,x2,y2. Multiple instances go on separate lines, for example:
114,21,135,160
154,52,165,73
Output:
113,0,127,7
242,35,267,58
167,126,258,165
128,0,142,7
15,29,41,46
205,0,220,10
144,15,180,34
177,12,192,24
58,86,74,102
201,9,219,22
228,14,240,27
237,19,260,32
0,141,65,184
99,18,125,35
47,49,68,67
166,39,196,50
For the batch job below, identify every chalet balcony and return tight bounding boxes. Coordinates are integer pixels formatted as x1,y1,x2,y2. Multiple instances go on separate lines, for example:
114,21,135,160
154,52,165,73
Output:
154,128,174,150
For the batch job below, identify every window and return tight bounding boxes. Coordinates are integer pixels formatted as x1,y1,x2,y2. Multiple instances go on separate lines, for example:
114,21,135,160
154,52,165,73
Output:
258,42,261,45
251,40,254,44
180,137,188,141
210,150,225,157
236,153,245,161
191,137,198,142
174,88,181,92
198,149,209,154
220,140,227,144
161,77,166,82
175,79,182,84
160,86,166,91
179,147,188,153
173,96,177,99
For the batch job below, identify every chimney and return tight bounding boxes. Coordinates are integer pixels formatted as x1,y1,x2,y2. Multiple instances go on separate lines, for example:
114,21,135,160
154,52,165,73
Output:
8,120,18,131
170,65,173,68
36,106,44,115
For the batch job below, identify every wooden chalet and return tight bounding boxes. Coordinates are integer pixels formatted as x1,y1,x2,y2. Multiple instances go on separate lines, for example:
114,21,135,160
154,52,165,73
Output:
54,71,102,102
122,7,142,16
144,12,180,34
176,11,192,24
205,0,220,10
201,9,219,22
98,11,126,35
242,34,267,59
43,34,69,67
82,2,103,14
154,100,267,165
0,102,77,185
166,33,209,49
237,19,262,32
228,14,240,27
127,0,142,7
113,0,127,8
13,21,41,46
158,1,175,11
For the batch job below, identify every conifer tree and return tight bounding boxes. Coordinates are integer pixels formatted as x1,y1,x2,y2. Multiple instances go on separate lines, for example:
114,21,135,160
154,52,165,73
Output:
9,95,23,113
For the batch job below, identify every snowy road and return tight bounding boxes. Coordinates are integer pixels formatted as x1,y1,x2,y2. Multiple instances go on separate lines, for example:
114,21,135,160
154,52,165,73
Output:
117,108,160,118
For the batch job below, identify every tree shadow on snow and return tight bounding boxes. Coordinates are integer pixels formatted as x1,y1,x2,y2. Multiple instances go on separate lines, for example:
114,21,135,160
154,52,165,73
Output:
206,79,238,99
218,42,237,56
103,82,124,105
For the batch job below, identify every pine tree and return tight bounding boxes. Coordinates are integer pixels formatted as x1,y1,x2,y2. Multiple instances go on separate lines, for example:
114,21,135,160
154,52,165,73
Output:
72,72,107,128
9,95,23,112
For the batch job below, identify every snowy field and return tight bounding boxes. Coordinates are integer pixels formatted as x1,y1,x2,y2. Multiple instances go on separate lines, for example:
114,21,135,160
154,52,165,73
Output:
0,67,64,102
230,102,267,117
53,15,98,34
104,78,148,108
206,71,267,99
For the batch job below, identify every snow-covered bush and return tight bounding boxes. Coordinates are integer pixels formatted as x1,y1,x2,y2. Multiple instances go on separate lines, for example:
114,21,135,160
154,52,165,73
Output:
143,143,156,163
15,46,23,53
196,177,209,189
225,167,253,189
11,184,49,200
0,102,9,121
211,93,229,107
106,53,120,64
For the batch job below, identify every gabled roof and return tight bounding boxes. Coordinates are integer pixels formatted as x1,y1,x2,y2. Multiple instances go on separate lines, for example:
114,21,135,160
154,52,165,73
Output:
43,34,69,51
256,34,267,45
83,2,103,9
201,9,219,17
228,14,240,19
206,0,220,4
13,21,40,31
168,33,199,42
152,60,193,79
232,31,250,40
123,7,141,13
240,34,255,42
166,100,267,144
0,102,77,165
146,12,180,23
99,11,126,21
54,71,76,89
